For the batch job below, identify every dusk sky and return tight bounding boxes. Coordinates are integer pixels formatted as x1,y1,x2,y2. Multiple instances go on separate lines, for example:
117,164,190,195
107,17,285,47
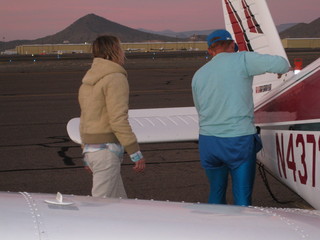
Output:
1,0,319,41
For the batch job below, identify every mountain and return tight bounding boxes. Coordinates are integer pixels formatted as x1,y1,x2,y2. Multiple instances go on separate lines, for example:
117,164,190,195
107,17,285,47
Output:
31,14,182,44
1,14,319,52
0,39,34,52
276,23,298,33
138,23,300,39
0,14,183,51
138,28,215,39
280,17,320,38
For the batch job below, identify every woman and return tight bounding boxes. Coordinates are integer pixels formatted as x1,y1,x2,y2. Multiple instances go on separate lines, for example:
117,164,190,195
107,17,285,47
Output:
79,35,146,198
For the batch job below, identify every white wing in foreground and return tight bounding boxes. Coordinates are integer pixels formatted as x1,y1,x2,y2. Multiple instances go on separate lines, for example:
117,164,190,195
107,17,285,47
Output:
3,191,320,240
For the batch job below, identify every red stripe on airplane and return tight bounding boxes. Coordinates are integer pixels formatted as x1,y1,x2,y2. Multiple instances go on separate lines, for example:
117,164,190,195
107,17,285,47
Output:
224,0,249,51
255,69,320,123
241,0,263,33
242,0,256,32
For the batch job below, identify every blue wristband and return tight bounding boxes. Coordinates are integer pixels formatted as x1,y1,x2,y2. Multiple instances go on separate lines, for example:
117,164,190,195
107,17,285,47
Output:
130,151,143,162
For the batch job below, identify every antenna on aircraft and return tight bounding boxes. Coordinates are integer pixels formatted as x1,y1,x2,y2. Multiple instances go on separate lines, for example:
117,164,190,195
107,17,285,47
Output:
44,192,74,205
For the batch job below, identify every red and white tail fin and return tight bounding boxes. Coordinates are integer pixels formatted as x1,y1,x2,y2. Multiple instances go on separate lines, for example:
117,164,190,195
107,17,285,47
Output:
222,0,294,103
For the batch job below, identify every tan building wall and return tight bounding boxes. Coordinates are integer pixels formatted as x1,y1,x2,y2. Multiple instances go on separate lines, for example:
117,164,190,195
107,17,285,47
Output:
16,38,320,55
122,42,207,52
16,44,92,55
16,42,208,55
281,38,320,49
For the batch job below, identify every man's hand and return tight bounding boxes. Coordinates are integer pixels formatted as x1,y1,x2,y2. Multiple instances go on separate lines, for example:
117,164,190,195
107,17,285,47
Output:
278,67,294,79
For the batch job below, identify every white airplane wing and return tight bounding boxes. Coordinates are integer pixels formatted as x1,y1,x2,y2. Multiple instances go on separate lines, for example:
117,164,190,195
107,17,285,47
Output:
222,0,294,103
2,191,320,240
67,107,199,144
129,107,198,143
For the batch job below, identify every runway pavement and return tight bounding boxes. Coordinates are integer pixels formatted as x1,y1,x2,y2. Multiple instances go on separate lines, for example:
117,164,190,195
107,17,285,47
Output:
0,53,315,209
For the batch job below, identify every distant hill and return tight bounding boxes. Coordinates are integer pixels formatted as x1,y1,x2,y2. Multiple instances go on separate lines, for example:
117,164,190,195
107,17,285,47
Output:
1,14,320,52
138,23,300,39
32,14,182,44
0,14,183,52
0,39,34,52
276,23,298,33
280,18,320,38
138,28,214,39
139,18,320,40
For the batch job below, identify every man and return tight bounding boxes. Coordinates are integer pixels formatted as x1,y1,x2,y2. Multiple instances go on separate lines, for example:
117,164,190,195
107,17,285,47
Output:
192,29,290,206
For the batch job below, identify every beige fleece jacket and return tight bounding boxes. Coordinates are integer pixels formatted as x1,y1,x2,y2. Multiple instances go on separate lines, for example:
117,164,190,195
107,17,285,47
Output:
78,58,139,155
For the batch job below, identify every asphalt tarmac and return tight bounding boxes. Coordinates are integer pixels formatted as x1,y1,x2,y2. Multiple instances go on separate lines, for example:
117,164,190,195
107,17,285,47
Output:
0,52,317,209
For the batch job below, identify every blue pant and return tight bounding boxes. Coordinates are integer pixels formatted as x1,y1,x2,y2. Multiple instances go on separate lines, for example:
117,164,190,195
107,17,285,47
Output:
199,134,261,206
205,157,256,206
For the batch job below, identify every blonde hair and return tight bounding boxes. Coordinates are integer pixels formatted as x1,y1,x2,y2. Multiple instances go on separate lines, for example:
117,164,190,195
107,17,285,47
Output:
92,35,125,65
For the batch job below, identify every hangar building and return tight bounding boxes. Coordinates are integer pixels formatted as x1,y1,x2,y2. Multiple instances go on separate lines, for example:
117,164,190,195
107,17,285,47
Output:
14,38,320,55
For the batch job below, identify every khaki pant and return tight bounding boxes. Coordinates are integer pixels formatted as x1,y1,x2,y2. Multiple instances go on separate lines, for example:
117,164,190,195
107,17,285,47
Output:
84,149,127,198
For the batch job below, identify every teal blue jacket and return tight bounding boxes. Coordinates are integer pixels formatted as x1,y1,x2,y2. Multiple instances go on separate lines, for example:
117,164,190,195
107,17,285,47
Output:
192,51,289,137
